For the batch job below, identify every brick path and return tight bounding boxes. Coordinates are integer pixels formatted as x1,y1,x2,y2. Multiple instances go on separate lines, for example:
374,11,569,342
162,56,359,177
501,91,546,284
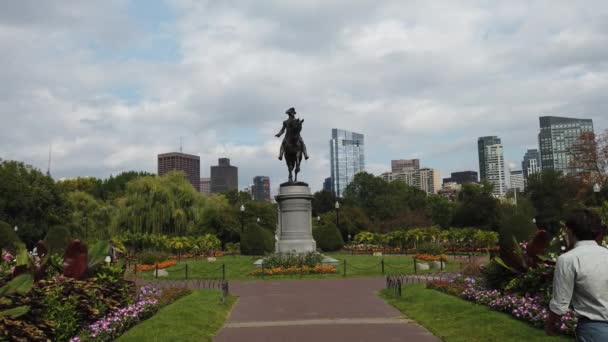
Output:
214,278,439,342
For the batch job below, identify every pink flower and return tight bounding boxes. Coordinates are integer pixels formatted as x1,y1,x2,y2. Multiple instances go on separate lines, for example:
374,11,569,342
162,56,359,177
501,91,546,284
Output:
3,252,12,262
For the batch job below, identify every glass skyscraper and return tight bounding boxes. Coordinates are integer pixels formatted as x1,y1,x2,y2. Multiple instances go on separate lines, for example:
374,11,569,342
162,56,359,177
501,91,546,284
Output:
330,129,365,197
538,116,594,174
521,149,540,180
477,136,501,181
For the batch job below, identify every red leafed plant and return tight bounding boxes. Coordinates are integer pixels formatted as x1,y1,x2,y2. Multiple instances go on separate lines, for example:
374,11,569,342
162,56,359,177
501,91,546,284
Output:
525,230,551,267
63,240,88,279
62,240,110,279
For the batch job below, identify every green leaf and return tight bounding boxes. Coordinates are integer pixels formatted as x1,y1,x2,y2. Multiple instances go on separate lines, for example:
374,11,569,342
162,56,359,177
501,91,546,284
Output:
493,257,517,274
88,240,110,269
0,274,34,296
0,305,31,318
15,243,30,267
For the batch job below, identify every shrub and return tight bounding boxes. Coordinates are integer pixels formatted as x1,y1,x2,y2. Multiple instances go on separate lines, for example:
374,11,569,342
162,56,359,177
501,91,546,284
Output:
481,259,516,290
417,242,445,255
44,225,72,254
498,213,536,254
137,250,170,265
263,252,324,268
240,223,274,256
0,221,19,252
313,222,344,252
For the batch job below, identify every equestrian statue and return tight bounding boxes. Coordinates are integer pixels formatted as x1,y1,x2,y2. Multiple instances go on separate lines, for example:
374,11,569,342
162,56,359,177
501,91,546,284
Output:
275,107,309,184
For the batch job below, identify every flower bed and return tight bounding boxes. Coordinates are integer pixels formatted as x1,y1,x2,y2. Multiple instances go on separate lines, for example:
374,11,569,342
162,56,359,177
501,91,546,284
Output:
427,277,576,335
134,260,177,272
250,265,336,277
415,254,448,262
70,286,190,342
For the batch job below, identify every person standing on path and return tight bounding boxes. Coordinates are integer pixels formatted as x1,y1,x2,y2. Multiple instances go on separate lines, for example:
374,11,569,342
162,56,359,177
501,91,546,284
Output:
546,209,608,341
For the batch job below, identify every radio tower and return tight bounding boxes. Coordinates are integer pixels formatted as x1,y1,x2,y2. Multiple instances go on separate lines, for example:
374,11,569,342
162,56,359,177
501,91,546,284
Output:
46,144,52,177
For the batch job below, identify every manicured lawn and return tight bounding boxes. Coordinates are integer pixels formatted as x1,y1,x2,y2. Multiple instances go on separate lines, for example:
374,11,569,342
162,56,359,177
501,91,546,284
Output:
136,252,464,281
381,284,570,342
118,290,236,342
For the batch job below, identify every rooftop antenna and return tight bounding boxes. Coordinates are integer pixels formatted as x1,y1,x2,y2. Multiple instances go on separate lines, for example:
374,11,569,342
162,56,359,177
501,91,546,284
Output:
47,144,52,177
180,136,183,153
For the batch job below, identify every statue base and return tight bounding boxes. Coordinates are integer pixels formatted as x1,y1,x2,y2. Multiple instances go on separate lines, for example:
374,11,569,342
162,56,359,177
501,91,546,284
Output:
274,184,316,253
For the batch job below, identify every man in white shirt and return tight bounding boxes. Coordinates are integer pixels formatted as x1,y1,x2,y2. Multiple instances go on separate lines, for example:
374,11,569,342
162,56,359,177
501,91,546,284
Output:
546,209,608,341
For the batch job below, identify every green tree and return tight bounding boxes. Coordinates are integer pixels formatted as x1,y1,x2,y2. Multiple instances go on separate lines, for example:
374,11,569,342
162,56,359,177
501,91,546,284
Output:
99,171,153,200
66,191,114,241
312,190,336,216
526,170,581,235
426,195,453,229
452,182,500,230
113,172,203,236
57,177,104,198
0,160,67,247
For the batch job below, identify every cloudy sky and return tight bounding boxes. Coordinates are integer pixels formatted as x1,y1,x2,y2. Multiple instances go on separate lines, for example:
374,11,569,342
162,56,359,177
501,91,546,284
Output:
1,0,607,192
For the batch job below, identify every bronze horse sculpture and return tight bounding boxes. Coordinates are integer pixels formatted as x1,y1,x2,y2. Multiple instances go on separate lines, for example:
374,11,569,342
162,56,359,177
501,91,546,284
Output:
275,107,309,184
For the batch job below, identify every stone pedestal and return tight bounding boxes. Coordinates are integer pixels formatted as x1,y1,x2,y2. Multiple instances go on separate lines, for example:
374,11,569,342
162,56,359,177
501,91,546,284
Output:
275,184,316,253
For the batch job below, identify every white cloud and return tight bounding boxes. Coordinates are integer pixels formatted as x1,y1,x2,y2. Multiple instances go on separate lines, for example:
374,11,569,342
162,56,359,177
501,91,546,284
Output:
1,0,608,191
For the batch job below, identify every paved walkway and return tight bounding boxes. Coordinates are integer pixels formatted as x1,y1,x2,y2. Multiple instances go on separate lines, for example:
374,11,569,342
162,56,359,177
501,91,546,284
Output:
214,278,439,342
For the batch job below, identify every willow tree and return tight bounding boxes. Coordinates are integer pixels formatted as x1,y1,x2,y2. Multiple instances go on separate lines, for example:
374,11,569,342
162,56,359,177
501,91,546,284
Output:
66,191,114,240
114,172,204,235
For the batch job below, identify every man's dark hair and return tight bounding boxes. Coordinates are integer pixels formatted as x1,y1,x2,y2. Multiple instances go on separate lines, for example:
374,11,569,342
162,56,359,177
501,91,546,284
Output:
565,209,606,241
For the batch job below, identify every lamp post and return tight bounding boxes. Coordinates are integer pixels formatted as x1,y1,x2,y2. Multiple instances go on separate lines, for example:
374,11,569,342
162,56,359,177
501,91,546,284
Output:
316,216,321,225
335,201,340,231
594,183,601,193
240,205,245,232
14,226,18,233
256,217,260,224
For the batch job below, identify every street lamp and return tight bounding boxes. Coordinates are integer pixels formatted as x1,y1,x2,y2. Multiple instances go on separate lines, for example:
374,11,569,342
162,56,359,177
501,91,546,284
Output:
14,226,18,232
105,256,111,265
335,201,340,231
256,217,260,224
240,205,245,232
316,216,321,225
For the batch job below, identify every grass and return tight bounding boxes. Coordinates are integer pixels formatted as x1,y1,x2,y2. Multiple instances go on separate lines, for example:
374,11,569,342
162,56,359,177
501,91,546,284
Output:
381,284,570,342
117,290,236,342
135,252,465,281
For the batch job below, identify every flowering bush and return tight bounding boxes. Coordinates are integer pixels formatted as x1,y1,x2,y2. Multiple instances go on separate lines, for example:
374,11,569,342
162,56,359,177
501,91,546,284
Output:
71,285,191,342
262,252,324,268
429,277,576,336
415,254,448,262
0,249,15,279
72,295,159,342
134,260,176,272
250,265,336,276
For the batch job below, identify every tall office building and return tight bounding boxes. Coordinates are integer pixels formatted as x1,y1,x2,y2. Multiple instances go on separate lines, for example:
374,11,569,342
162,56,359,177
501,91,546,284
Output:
521,149,541,180
442,171,478,185
330,129,365,197
510,170,525,192
481,143,506,197
323,177,332,193
210,158,238,194
252,176,271,202
419,168,441,194
200,177,211,194
381,169,420,188
538,116,594,174
478,136,502,181
391,159,420,172
157,152,200,190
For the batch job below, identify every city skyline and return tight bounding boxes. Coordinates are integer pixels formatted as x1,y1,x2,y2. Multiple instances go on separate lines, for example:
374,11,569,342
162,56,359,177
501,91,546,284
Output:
1,2,607,193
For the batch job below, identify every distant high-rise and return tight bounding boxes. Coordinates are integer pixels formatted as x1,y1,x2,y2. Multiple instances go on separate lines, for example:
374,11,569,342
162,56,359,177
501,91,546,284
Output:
157,152,200,190
200,177,211,194
391,159,420,172
521,149,540,181
252,176,271,202
478,136,501,181
442,171,478,185
510,170,525,192
210,158,238,193
323,177,332,193
381,169,420,188
419,168,441,194
538,116,594,174
478,140,506,197
330,129,365,197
